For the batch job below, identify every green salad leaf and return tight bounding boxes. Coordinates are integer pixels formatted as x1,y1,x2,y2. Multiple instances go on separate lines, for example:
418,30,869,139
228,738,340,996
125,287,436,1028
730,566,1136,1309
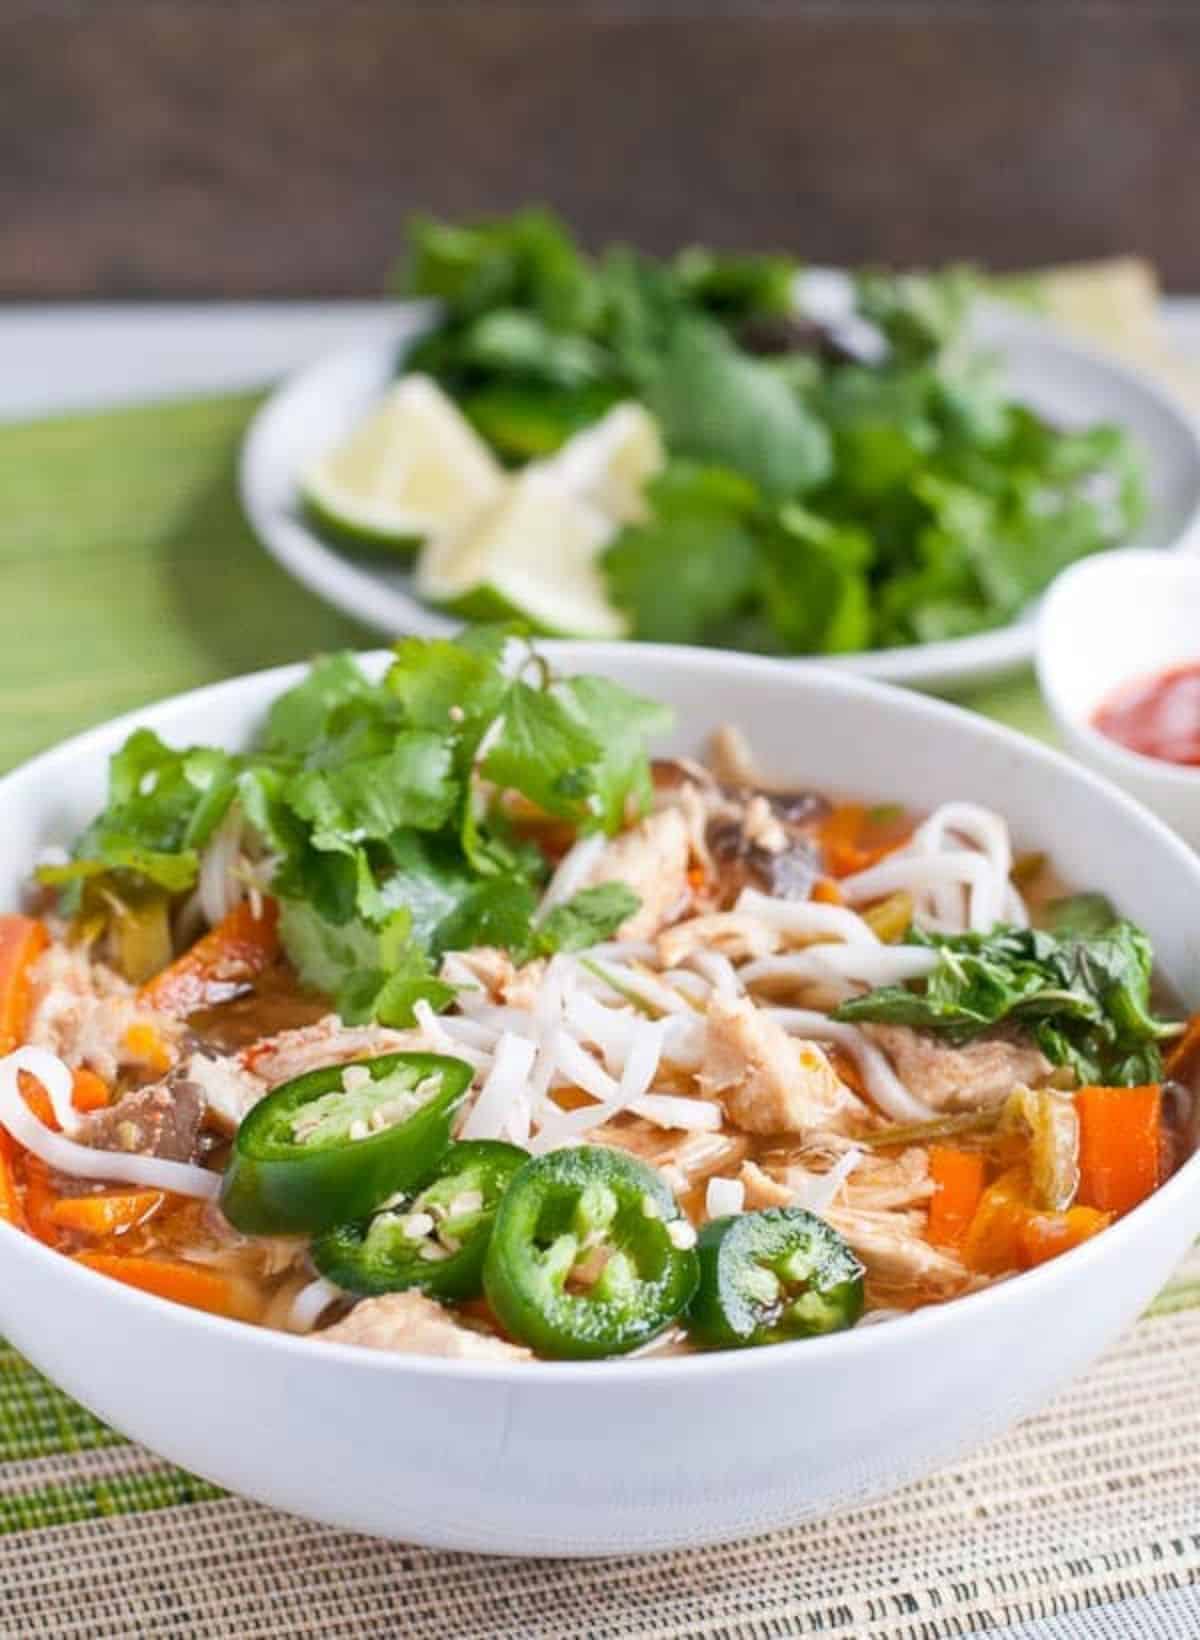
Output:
834,917,1177,1087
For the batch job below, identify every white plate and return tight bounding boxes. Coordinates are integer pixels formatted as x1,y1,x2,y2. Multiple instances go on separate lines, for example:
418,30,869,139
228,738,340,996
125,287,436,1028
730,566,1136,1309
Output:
2,646,1200,1552
240,300,1200,690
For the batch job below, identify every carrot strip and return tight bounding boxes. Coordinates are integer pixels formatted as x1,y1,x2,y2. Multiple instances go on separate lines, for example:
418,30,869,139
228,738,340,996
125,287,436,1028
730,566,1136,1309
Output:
810,877,845,906
0,915,49,1055
1166,1013,1200,1082
121,1022,174,1075
820,804,912,879
1076,1084,1162,1216
926,1148,987,1247
961,1168,1030,1274
19,1070,57,1130
137,898,280,1018
21,1158,63,1247
51,1190,165,1237
1018,1206,1113,1269
74,1253,256,1320
70,1067,110,1113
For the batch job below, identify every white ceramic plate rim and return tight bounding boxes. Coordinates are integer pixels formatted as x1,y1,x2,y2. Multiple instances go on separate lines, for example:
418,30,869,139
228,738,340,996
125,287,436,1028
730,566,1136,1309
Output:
4,641,1199,1383
240,299,1200,690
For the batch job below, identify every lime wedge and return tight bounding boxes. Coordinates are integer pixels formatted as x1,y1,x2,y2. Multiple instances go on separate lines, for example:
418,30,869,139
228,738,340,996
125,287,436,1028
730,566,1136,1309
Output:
537,402,664,524
301,375,505,552
416,469,628,638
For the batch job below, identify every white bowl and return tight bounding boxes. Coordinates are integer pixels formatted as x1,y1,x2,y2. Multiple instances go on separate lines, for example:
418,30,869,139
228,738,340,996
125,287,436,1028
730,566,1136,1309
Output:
1037,549,1200,848
2,647,1199,1555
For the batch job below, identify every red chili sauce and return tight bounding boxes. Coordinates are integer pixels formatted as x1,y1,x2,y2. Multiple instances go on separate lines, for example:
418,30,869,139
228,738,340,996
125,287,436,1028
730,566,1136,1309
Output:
1093,661,1200,766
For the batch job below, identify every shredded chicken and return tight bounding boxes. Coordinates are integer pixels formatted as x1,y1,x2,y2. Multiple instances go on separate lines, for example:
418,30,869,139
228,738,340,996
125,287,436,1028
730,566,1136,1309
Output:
243,1016,429,1087
657,913,780,969
863,1023,1053,1112
741,1146,932,1216
699,993,865,1136
26,942,182,1082
593,1119,749,1189
442,948,548,1012
825,1205,968,1296
739,1159,795,1209
582,808,692,940
741,795,788,855
319,1292,531,1361
185,1051,267,1135
707,724,759,787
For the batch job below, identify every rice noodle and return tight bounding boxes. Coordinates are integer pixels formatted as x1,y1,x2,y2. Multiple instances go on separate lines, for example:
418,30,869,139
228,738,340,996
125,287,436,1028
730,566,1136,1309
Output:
628,1093,723,1132
197,804,245,928
425,1014,500,1051
529,1100,622,1153
914,803,1013,929
287,1276,343,1334
766,1010,936,1123
802,1145,864,1215
734,889,880,946
564,990,641,1073
619,1020,668,1103
582,962,692,1016
460,1032,537,1141
553,1032,622,1104
659,1013,706,1071
705,1175,745,1218
838,852,998,934
583,941,658,963
687,949,741,997
0,1048,221,1200
740,945,939,991
412,1001,489,1071
535,832,607,921
660,969,711,1004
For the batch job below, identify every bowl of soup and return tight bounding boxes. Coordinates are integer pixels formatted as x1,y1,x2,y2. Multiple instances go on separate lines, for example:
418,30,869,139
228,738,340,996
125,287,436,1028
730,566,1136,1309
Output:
0,640,1197,1554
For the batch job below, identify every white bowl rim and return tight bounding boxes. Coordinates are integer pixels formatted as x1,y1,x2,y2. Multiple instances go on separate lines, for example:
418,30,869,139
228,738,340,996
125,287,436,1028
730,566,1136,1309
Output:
4,639,1199,1386
1037,547,1200,790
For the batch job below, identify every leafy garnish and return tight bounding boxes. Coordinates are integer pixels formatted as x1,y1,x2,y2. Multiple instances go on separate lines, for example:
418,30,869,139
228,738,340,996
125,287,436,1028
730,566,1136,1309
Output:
49,631,667,1026
394,208,1144,656
535,883,639,956
835,918,1177,1087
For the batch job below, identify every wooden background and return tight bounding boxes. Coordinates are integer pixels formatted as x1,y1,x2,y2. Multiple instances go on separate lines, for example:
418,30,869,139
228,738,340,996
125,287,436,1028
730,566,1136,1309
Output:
2,2,1199,297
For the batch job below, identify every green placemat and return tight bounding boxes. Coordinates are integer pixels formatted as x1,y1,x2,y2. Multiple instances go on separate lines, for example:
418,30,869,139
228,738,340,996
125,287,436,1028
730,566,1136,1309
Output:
10,394,1198,1640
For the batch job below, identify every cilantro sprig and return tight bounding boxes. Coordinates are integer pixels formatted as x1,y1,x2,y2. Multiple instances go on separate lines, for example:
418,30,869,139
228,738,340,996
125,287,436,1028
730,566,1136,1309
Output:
42,632,669,1027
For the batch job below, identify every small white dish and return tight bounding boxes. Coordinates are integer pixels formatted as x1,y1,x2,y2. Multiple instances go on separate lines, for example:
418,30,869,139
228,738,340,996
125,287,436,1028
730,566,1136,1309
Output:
1,646,1199,1553
1037,549,1200,848
240,300,1200,692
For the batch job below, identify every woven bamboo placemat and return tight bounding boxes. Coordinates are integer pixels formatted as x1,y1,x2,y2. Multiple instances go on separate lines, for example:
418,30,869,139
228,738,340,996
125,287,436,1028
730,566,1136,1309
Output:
1,394,1197,1639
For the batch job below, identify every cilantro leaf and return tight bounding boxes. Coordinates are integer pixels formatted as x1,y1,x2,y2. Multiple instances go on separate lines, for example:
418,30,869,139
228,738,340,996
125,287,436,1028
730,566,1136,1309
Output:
758,506,874,655
285,732,458,843
535,883,639,954
603,463,761,645
482,681,603,823
552,675,673,832
263,654,380,758
433,875,540,958
646,316,832,497
277,900,454,1029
